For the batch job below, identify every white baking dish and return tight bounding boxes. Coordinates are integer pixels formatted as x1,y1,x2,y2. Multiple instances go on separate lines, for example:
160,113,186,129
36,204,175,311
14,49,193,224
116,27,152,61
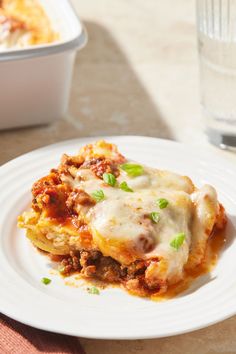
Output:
0,0,87,130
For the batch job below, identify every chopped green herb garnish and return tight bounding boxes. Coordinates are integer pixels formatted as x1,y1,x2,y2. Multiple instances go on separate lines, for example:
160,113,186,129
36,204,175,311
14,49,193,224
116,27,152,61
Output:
157,198,169,209
91,189,105,202
149,212,160,224
119,181,134,192
103,173,116,187
41,277,51,285
120,163,144,177
170,233,186,250
87,286,100,295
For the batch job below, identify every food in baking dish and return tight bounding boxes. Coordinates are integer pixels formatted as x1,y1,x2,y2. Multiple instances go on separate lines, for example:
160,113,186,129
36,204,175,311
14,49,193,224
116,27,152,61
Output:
18,140,227,297
0,0,57,50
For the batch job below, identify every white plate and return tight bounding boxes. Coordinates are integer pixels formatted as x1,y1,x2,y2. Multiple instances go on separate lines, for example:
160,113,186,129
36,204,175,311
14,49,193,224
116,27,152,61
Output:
0,136,236,339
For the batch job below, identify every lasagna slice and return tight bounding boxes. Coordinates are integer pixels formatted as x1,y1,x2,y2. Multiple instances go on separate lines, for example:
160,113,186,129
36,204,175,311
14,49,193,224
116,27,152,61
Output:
18,140,226,297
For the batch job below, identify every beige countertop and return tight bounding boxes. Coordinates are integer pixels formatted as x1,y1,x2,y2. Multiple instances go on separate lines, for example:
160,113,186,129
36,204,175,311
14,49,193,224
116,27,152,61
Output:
1,0,236,353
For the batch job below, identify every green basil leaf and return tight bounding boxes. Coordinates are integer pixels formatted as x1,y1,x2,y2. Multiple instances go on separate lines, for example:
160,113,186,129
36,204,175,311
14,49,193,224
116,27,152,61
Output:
149,212,160,223
87,286,100,295
157,198,169,209
170,233,186,250
103,173,116,187
41,277,51,285
91,189,105,202
120,163,143,177
119,181,134,192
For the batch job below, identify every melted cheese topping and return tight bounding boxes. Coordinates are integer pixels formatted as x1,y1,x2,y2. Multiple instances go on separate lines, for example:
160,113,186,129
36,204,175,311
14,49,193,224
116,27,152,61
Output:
61,162,220,285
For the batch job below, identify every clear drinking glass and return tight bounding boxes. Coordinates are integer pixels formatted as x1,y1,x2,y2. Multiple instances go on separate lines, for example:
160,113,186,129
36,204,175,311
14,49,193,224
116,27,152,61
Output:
197,0,236,148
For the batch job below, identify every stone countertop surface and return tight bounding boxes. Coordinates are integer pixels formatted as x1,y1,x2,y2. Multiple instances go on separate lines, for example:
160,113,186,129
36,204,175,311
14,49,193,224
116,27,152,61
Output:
0,0,236,353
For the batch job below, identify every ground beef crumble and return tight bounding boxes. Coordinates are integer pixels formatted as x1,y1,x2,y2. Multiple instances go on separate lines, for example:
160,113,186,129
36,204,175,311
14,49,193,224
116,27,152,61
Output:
53,250,159,295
